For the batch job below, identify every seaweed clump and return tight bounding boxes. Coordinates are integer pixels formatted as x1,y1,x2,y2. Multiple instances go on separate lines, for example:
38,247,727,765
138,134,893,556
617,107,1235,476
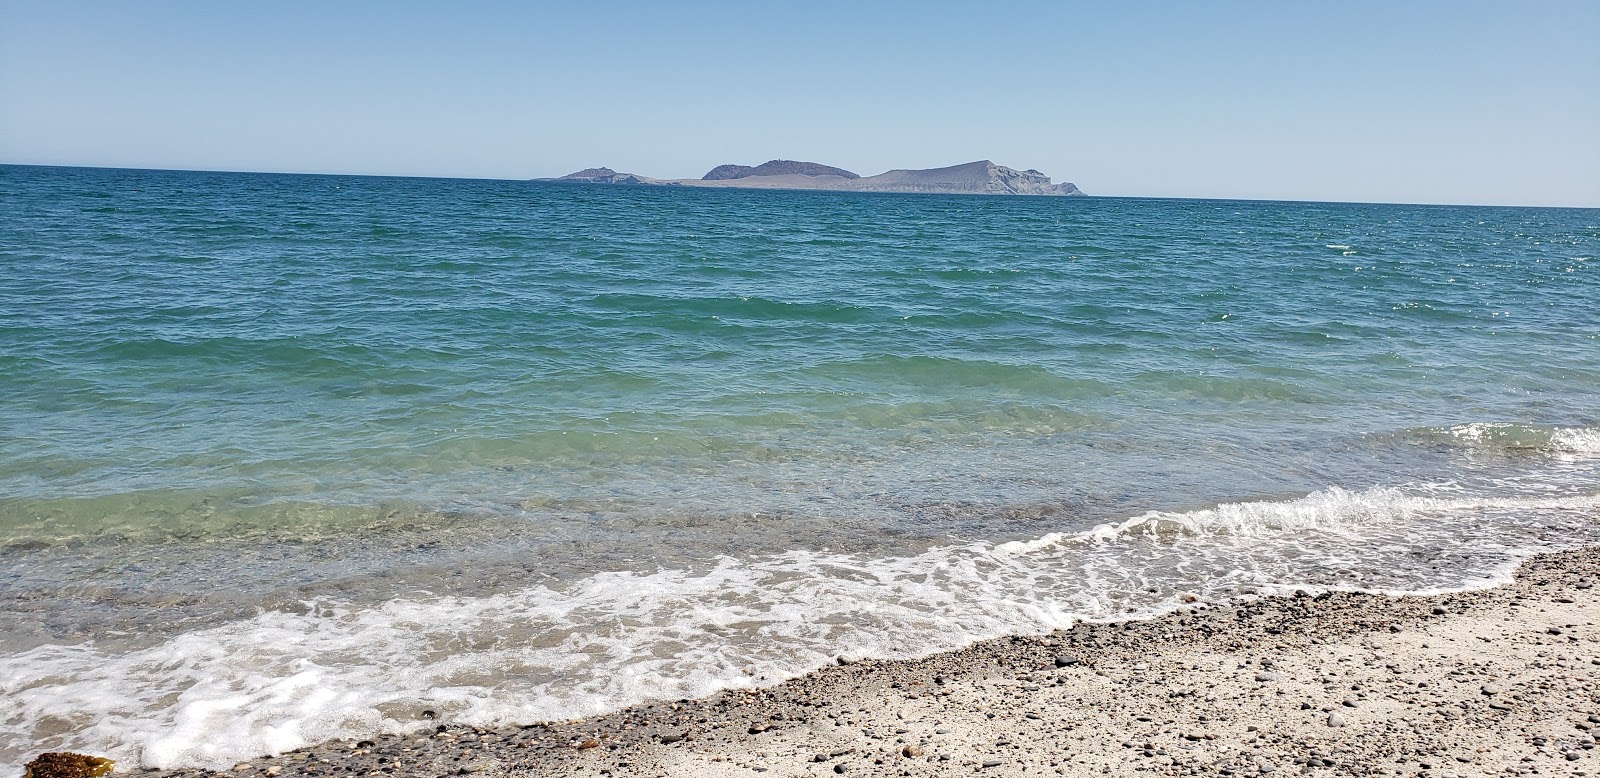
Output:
24,753,115,778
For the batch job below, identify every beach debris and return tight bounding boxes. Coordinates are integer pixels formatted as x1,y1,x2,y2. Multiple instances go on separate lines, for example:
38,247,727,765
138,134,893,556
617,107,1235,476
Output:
23,753,115,778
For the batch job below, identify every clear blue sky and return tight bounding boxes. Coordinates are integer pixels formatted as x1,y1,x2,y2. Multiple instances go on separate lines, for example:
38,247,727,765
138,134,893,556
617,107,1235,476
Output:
2,1,1597,206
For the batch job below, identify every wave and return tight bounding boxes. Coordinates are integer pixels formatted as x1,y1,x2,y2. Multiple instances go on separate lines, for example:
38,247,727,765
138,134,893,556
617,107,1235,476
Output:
3,485,1596,772
1396,423,1600,455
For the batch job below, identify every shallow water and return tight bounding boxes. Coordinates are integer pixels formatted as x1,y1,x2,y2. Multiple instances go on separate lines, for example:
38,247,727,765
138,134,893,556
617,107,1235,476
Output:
1,165,1596,769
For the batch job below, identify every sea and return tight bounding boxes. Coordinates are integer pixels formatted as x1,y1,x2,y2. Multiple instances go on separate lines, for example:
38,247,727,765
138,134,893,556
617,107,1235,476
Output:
1,164,1596,770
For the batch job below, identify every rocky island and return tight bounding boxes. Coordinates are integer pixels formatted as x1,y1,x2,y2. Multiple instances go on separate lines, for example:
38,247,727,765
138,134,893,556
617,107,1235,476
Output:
540,159,1085,196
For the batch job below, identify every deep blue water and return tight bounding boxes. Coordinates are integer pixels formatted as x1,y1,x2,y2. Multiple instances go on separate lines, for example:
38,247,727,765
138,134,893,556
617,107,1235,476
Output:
2,164,1597,768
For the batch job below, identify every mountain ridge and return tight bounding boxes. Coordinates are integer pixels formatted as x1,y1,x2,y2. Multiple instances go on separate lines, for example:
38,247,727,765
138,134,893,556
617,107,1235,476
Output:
542,159,1084,196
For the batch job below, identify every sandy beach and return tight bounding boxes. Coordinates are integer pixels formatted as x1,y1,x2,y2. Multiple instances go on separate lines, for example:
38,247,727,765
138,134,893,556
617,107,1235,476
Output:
123,547,1599,778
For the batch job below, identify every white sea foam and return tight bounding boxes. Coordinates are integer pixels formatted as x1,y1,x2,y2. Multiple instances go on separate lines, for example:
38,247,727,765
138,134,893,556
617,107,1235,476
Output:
1551,427,1600,454
3,486,1598,772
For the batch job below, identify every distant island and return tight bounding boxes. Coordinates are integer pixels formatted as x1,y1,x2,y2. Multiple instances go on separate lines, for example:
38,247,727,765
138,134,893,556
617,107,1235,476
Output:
539,159,1085,196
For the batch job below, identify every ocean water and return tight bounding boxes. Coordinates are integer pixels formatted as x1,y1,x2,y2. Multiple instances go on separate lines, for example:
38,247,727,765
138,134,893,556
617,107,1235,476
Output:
1,164,1596,769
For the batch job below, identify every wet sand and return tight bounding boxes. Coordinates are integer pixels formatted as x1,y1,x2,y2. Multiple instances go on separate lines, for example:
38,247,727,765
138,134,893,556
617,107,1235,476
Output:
144,548,1600,778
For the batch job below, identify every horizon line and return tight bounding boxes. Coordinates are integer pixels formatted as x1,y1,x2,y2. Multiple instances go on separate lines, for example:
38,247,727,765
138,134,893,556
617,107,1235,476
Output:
4,162,1596,211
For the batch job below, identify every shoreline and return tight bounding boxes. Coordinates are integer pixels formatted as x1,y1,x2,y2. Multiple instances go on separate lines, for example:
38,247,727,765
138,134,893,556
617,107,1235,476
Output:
133,546,1600,777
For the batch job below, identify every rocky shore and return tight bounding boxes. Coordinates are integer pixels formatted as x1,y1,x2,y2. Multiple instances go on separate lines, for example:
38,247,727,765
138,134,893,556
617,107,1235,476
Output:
138,548,1600,777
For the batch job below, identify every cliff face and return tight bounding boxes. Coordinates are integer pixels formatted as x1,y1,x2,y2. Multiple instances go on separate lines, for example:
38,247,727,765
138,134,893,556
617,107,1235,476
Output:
703,160,861,180
544,160,1084,196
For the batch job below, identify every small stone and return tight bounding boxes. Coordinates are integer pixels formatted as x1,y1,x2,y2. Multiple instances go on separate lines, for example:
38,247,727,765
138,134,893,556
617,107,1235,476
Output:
1054,655,1081,668
576,739,600,749
659,733,685,744
1255,672,1281,682
901,745,924,758
265,768,282,777
233,764,253,772
982,760,1003,768
833,765,848,775
1549,627,1565,635
1481,684,1502,696
1327,712,1347,727
1431,606,1448,615
1341,699,1358,708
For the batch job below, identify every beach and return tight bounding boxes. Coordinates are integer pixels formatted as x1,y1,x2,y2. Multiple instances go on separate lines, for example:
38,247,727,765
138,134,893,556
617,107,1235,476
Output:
129,546,1599,778
4,167,1596,773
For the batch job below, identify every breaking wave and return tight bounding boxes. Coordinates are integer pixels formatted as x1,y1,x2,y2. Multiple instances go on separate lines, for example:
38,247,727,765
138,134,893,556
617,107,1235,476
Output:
4,485,1597,772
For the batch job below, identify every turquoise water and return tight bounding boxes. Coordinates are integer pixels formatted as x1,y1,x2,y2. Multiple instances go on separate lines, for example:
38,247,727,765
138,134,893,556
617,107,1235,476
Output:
2,164,1597,768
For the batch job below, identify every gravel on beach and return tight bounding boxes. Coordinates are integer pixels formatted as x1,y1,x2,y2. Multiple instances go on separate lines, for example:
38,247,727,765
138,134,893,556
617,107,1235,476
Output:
133,547,1600,778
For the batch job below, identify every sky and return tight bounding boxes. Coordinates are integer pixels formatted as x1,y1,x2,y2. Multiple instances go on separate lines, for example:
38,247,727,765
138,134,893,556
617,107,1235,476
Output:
1,1,1597,206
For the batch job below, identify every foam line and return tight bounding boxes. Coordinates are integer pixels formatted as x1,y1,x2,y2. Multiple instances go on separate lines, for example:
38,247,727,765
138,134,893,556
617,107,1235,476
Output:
3,486,1597,772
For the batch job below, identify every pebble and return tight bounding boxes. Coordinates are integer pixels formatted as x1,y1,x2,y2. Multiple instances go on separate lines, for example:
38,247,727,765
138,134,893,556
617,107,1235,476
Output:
1327,712,1347,727
981,759,1003,768
901,745,923,758
1481,684,1502,696
1254,672,1281,682
1054,655,1081,668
